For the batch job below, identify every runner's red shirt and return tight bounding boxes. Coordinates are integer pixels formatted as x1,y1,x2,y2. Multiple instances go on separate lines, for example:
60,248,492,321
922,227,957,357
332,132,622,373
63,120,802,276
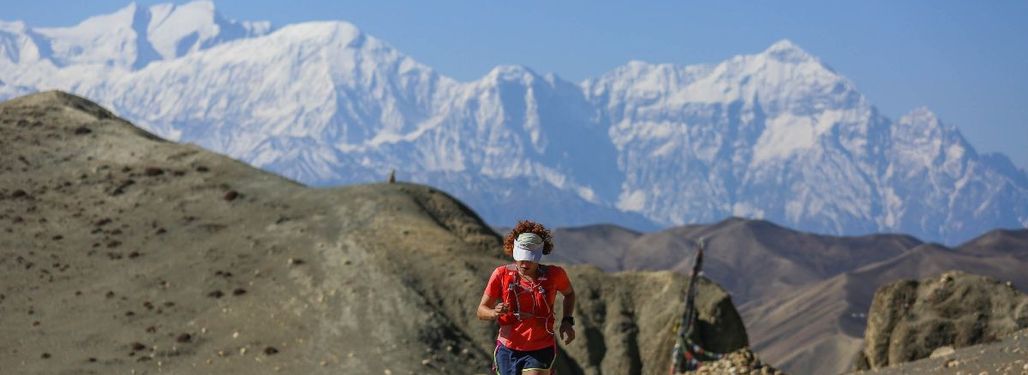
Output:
485,264,571,351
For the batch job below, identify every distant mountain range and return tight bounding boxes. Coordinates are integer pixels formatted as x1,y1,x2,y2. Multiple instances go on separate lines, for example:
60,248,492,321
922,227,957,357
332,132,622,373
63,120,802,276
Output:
2,1,1026,244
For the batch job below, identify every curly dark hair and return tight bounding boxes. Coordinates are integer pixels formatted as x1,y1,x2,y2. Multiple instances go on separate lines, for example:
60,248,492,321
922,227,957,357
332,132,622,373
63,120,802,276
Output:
503,220,554,256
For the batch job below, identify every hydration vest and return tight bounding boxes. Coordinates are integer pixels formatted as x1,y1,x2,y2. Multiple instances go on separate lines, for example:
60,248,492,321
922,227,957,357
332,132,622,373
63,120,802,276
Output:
498,264,555,327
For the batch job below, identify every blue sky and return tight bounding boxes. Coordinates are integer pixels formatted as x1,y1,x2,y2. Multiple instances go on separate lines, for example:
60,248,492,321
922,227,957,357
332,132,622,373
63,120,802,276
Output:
6,0,1027,168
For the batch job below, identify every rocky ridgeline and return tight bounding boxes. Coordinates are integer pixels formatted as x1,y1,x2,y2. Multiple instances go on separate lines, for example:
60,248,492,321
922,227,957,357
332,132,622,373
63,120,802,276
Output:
854,271,1028,371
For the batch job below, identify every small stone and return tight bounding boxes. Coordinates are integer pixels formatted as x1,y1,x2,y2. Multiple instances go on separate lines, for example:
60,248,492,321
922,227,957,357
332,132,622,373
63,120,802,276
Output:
74,127,92,135
224,190,239,201
176,333,192,343
421,358,431,366
41,352,51,359
263,346,279,355
240,347,247,355
207,290,224,299
143,167,164,176
131,342,146,351
232,288,247,296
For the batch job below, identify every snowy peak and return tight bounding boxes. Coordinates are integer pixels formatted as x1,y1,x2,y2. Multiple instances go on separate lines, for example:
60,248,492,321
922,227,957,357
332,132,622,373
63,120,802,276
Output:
24,1,270,69
33,2,144,68
899,107,942,129
760,39,818,64
146,0,271,61
485,64,541,84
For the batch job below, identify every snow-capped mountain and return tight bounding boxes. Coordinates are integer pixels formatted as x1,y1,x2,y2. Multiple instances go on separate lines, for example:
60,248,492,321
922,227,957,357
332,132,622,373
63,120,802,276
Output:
2,1,1025,243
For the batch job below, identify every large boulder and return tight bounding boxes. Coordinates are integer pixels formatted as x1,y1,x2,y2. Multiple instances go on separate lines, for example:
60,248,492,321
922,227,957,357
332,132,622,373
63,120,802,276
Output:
853,271,1028,370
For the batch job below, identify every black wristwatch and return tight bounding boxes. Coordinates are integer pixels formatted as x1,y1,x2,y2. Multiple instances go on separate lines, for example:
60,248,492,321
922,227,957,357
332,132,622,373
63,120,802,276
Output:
561,316,574,327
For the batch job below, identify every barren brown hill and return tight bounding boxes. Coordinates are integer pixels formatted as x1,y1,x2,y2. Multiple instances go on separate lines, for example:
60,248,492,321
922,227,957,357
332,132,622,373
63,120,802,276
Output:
555,219,921,304
0,91,751,375
555,222,1028,375
743,238,1028,375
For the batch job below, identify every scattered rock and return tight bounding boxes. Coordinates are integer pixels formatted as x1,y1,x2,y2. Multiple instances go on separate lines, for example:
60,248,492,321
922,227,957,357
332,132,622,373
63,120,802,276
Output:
263,346,279,355
176,333,192,343
224,190,239,201
207,290,224,299
232,288,247,296
130,342,146,351
143,167,164,176
41,353,51,359
111,180,135,196
73,126,92,135
930,346,956,358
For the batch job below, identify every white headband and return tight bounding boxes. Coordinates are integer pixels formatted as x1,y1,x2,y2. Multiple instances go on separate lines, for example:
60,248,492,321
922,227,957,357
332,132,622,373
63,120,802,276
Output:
512,233,543,262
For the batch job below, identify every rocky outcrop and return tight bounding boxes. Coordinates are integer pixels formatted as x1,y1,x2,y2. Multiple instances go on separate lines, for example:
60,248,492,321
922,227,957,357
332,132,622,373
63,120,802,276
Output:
853,271,1028,370
563,268,749,374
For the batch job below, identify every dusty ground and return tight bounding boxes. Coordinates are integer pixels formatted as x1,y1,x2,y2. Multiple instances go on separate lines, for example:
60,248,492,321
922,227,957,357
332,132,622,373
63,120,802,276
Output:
849,328,1028,375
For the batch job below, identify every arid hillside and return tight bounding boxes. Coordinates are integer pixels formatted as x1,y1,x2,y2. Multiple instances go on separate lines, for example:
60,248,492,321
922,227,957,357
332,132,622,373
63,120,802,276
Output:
0,91,753,375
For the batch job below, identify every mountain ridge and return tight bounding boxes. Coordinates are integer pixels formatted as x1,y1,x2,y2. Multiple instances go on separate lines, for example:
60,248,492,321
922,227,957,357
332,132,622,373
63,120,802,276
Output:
2,1,1025,244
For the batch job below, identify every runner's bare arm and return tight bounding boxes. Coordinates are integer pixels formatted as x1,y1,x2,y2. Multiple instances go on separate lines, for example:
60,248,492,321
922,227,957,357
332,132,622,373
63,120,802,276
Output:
477,293,508,320
559,283,575,314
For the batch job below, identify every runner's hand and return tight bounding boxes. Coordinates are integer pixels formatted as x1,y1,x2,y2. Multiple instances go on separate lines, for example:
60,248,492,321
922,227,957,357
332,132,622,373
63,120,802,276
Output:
493,302,509,319
560,323,576,344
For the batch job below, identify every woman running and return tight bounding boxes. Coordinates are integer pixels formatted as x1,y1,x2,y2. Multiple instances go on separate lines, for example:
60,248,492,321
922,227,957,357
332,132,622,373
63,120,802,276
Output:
477,220,576,375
